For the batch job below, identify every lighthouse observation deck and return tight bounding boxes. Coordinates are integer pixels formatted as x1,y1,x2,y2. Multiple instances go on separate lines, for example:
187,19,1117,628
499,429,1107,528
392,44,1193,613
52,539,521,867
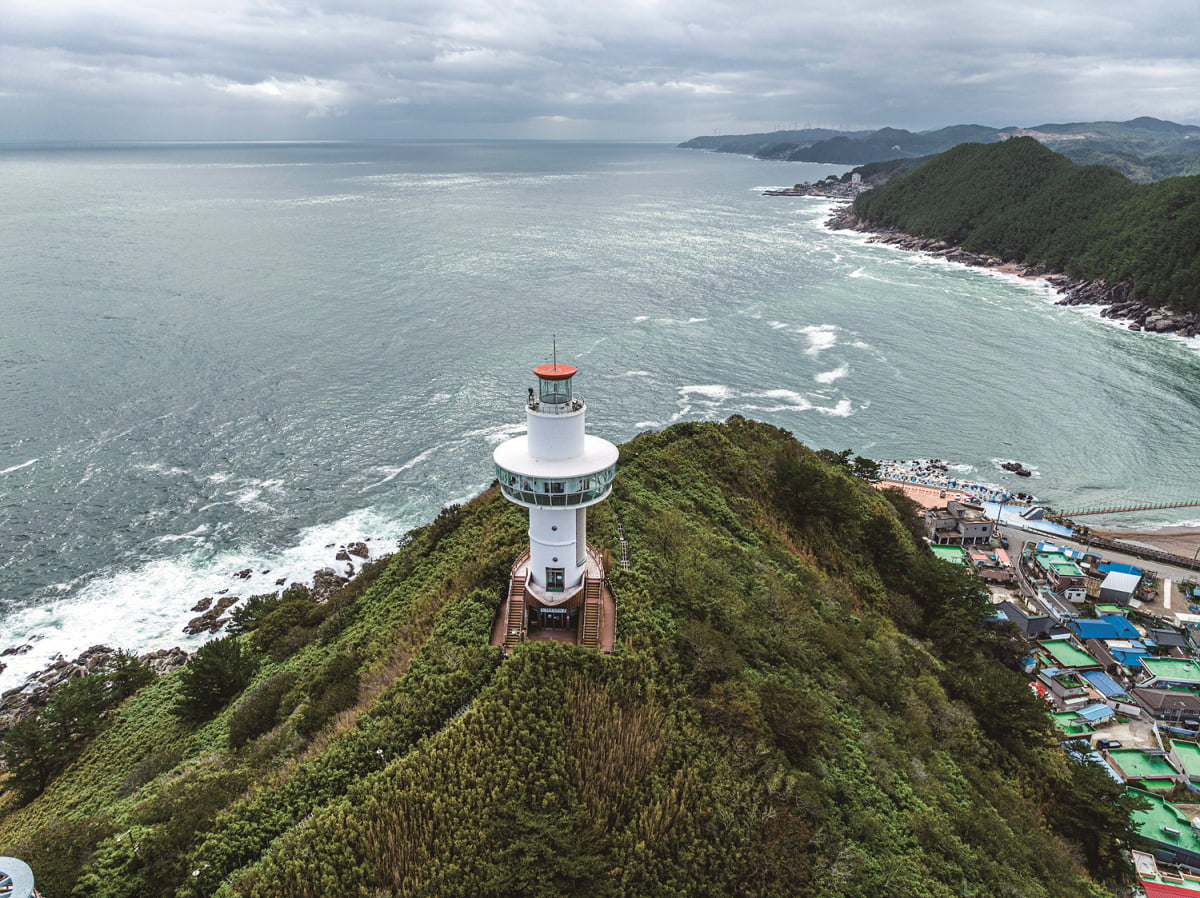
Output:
493,439,617,508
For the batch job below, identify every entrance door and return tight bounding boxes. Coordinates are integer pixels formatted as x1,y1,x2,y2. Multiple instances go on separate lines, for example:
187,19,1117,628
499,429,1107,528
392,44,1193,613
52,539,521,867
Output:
546,567,564,592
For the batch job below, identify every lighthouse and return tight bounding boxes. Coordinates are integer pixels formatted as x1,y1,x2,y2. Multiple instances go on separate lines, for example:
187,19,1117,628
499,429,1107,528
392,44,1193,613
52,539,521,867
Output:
492,360,617,649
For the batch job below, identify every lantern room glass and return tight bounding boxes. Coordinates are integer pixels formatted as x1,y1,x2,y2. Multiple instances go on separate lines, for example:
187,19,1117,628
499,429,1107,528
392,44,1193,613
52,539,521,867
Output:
538,376,572,406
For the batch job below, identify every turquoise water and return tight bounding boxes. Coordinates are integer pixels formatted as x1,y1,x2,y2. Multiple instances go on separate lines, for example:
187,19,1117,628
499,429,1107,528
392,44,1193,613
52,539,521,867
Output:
2,140,1198,689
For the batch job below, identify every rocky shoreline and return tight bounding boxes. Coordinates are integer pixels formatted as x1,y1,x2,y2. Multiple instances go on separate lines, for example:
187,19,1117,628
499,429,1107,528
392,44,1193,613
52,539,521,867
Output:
0,539,379,731
827,208,1200,339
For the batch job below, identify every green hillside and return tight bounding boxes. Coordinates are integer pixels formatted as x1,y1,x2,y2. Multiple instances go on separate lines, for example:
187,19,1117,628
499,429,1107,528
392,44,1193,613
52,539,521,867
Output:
0,420,1130,897
852,137,1200,312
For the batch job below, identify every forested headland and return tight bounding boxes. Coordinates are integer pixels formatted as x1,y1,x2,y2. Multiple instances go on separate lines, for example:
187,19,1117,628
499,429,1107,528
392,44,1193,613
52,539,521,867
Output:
0,420,1135,897
848,137,1200,314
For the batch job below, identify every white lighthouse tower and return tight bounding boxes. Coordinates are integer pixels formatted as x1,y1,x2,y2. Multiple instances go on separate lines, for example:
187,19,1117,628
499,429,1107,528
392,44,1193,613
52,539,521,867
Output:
492,360,617,647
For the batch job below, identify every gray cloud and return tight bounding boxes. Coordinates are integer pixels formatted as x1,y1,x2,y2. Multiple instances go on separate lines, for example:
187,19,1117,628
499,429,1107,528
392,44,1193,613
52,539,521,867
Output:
2,0,1198,140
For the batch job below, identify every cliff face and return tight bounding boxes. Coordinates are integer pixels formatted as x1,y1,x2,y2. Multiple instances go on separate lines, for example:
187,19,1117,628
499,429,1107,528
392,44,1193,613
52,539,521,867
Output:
0,420,1127,897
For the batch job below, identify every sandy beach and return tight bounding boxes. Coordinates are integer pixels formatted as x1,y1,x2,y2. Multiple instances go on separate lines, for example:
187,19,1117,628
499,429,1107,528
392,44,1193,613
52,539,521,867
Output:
1091,526,1200,560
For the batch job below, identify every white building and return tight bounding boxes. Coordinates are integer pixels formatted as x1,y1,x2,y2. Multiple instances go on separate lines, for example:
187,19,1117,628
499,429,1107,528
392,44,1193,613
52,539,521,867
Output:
491,362,618,651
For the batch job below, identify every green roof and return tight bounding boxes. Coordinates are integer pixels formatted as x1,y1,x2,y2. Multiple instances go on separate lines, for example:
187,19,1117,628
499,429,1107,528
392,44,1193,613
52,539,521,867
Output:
1174,741,1200,777
1128,788,1200,852
1143,658,1200,684
1129,778,1176,792
931,545,968,566
1048,711,1093,735
1038,640,1100,669
1095,603,1127,616
1035,551,1083,577
1108,748,1179,780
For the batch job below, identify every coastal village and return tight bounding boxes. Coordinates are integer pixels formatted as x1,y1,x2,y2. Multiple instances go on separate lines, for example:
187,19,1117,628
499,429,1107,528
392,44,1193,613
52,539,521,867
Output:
763,171,872,199
878,460,1200,896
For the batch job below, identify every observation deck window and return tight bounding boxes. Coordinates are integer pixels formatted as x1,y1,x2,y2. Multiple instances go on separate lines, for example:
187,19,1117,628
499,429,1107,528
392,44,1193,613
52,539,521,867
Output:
494,464,616,507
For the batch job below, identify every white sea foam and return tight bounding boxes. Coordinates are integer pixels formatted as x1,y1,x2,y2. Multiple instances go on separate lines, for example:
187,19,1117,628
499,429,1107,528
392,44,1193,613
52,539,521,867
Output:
0,458,38,475
618,371,652,377
814,364,849,384
281,194,367,206
817,400,855,418
135,462,190,476
461,422,527,445
640,317,709,326
153,524,212,545
359,448,439,492
679,384,734,402
800,324,839,355
756,389,812,404
0,506,413,696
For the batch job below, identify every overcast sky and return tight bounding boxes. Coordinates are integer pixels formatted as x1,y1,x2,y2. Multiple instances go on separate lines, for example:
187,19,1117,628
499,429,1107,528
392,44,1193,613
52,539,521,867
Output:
2,0,1199,141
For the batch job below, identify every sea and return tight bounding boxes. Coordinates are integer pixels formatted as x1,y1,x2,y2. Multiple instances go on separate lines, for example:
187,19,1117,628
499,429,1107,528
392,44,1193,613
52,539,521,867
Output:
2,139,1199,693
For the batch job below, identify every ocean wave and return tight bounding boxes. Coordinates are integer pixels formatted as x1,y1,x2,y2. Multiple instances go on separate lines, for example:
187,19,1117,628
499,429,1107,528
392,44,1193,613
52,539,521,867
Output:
635,316,709,326
279,194,368,206
0,458,38,475
817,399,855,418
0,506,413,697
814,364,849,384
679,384,734,402
800,324,839,355
359,447,439,492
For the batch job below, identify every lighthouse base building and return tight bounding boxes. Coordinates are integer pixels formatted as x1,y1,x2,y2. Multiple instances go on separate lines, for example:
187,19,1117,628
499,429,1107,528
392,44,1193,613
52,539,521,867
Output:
489,361,618,653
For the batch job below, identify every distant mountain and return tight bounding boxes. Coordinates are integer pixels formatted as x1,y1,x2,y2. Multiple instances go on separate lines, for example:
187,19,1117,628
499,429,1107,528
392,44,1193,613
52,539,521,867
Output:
1022,116,1200,138
779,124,1004,163
679,117,1200,181
677,128,874,156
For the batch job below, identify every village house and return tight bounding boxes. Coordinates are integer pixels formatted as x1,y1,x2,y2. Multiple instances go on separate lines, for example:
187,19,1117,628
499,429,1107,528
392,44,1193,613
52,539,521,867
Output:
924,500,995,545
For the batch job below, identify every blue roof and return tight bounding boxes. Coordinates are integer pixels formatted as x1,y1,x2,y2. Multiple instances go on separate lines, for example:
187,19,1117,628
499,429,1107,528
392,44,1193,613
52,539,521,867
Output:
1102,615,1140,638
1112,646,1151,666
1079,703,1116,721
1069,615,1140,641
1082,670,1126,697
1098,561,1143,576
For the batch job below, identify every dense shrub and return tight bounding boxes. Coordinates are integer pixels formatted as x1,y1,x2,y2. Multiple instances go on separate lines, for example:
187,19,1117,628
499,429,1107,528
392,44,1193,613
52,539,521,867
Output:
229,671,299,748
175,637,257,720
296,652,361,737
854,137,1200,312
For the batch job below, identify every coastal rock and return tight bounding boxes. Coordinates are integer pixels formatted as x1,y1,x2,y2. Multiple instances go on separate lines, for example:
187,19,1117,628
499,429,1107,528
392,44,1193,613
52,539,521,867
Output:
335,548,351,561
2,644,33,657
833,211,1197,341
347,541,369,559
183,595,239,635
142,646,189,674
191,596,214,612
312,567,350,602
234,568,253,580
